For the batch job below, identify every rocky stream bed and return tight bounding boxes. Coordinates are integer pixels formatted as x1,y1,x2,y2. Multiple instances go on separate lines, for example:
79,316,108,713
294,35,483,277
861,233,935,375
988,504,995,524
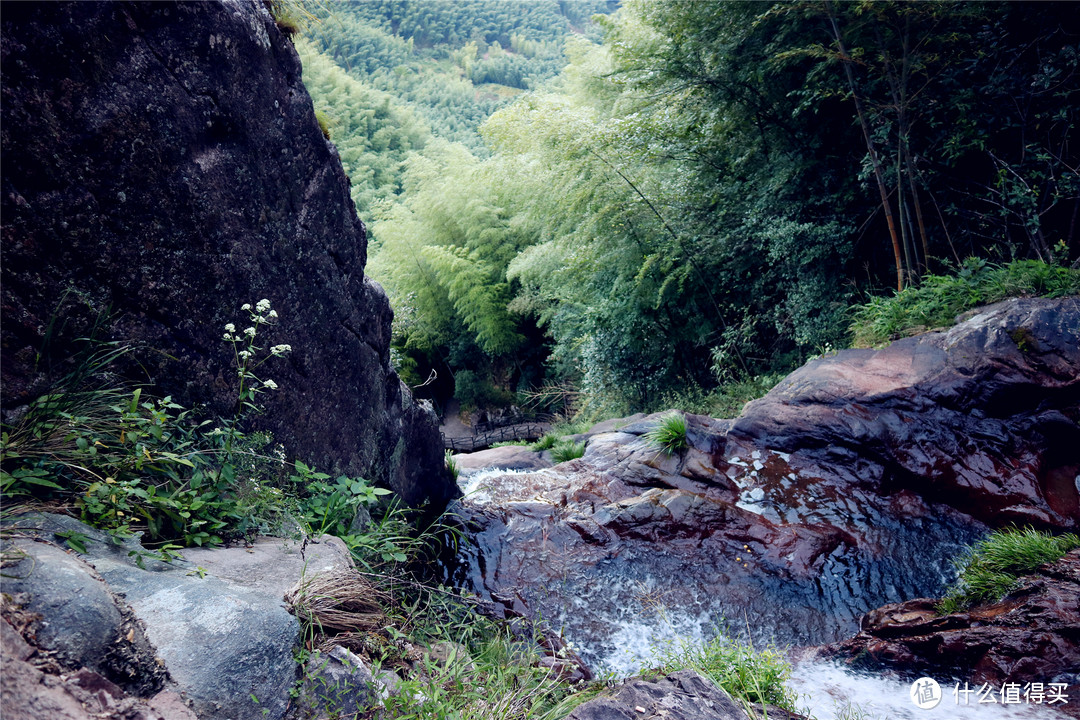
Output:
446,297,1080,717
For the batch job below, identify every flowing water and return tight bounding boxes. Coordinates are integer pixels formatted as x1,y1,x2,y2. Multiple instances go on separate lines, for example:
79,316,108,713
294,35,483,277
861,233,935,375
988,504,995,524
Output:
447,455,1072,718
788,660,1073,720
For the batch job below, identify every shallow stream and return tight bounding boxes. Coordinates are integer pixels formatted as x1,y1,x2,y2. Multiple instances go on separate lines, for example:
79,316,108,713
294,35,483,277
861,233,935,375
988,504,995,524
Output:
445,457,1073,719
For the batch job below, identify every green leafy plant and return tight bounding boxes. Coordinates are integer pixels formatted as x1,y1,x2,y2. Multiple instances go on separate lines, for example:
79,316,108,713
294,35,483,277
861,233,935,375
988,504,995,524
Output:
0,301,296,549
285,461,391,539
644,412,689,456
938,526,1080,614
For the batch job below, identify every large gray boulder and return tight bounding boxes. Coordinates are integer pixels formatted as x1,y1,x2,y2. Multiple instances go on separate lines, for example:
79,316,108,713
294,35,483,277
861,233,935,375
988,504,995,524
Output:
0,0,453,509
1,513,356,720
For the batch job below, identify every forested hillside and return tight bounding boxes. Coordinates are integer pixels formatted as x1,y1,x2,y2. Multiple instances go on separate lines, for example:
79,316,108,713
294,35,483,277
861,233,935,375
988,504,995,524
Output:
298,0,1080,417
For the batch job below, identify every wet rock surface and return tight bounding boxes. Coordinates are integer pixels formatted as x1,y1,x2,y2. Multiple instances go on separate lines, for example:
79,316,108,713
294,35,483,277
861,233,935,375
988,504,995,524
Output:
565,670,781,720
0,0,451,508
446,298,1079,673
818,549,1080,702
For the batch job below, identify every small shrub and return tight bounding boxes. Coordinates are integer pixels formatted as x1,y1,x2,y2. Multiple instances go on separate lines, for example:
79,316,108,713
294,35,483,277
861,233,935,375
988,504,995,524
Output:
549,440,585,463
938,526,1080,614
644,412,689,456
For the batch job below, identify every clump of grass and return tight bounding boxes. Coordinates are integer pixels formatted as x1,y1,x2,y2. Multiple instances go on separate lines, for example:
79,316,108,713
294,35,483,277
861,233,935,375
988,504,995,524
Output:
530,434,559,451
549,440,585,463
445,450,459,484
266,0,323,37
850,257,1080,347
313,108,333,140
938,526,1080,614
644,412,689,456
531,417,594,452
654,634,799,714
286,569,388,636
378,619,578,720
833,701,889,720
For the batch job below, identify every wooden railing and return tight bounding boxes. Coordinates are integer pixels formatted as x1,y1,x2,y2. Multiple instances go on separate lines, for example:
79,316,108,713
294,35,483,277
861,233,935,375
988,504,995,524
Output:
442,422,547,453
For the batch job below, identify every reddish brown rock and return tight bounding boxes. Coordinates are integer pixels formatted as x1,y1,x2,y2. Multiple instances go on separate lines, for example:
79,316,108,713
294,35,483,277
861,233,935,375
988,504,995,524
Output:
732,297,1080,530
565,670,771,720
0,618,198,720
818,550,1080,715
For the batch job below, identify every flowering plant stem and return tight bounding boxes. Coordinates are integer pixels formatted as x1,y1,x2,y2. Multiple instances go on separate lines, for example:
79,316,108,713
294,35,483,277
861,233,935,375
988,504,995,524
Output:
221,299,291,454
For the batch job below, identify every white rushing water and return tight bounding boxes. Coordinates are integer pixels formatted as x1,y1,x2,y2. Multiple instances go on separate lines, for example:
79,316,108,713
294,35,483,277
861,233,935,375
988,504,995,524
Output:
586,621,1074,720
789,661,1074,720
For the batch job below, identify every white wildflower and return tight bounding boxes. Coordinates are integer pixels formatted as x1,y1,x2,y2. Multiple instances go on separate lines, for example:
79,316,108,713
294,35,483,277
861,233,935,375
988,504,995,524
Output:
238,350,252,360
224,323,235,333
222,332,233,341
268,310,278,318
244,327,256,337
255,299,271,313
271,344,292,355
263,379,278,390
241,303,252,311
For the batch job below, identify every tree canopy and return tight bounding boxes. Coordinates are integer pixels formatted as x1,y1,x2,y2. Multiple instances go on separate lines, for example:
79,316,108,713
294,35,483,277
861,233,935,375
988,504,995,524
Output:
298,0,1080,415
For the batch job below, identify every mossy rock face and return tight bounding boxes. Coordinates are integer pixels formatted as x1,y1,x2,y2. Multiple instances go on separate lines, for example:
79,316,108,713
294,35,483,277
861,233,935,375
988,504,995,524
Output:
1009,326,1039,352
0,1,454,509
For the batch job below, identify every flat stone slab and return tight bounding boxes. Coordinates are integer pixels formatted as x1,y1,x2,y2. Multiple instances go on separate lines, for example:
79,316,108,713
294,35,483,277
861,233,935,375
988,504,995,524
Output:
181,534,354,602
454,444,552,473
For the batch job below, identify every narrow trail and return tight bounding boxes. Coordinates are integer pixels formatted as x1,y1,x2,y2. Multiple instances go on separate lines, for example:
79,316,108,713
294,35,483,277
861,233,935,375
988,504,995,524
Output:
438,399,474,442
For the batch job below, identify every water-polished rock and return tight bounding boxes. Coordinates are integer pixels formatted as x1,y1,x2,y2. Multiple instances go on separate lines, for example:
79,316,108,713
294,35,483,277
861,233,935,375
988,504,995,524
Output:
453,445,553,474
817,549,1080,691
733,297,1080,530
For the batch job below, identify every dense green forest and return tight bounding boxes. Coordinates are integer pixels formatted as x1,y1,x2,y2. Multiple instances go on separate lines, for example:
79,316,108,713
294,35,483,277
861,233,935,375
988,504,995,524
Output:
298,0,1080,417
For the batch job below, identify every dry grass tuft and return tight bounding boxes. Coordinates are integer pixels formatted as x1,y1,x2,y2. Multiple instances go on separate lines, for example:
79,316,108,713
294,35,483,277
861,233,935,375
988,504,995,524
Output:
286,569,388,634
